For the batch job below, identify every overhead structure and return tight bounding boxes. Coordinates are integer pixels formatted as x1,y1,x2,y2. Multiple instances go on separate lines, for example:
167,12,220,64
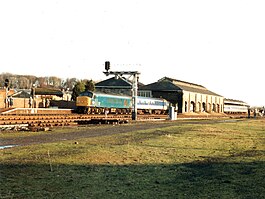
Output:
103,61,140,120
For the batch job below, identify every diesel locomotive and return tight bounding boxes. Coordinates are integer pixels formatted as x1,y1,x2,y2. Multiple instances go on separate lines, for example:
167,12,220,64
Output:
76,90,169,114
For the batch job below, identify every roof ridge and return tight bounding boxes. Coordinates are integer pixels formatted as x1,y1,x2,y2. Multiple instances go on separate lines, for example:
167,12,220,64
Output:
159,77,206,89
158,76,205,88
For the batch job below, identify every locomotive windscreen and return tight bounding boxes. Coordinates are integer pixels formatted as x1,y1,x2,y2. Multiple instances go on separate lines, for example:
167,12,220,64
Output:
79,91,93,98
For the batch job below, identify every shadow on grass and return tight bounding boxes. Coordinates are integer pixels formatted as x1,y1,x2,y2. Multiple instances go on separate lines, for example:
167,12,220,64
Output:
1,160,264,199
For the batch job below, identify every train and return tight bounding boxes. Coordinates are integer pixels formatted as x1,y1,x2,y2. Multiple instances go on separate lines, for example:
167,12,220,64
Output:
224,105,249,113
224,98,249,114
76,90,170,114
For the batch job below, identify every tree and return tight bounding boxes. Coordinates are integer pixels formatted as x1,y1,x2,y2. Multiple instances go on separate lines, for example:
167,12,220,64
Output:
85,79,95,91
49,76,62,88
37,77,47,87
71,81,85,101
19,77,30,89
62,78,77,90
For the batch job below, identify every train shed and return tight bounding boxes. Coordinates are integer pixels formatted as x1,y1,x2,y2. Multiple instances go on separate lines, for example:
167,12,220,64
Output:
139,77,224,114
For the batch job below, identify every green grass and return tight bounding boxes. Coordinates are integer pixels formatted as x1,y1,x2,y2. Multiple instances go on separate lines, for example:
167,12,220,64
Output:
1,119,265,198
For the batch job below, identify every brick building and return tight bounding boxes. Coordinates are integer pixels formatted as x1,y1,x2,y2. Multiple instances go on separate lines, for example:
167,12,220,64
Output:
0,89,15,109
0,88,64,109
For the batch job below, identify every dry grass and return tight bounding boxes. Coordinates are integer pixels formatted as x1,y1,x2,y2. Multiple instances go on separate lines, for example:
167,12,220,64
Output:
1,118,265,198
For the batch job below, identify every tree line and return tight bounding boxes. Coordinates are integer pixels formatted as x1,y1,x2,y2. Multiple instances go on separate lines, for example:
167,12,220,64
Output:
0,73,79,90
0,73,95,101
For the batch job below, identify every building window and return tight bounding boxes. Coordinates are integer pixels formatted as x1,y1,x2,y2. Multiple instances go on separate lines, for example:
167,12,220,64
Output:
138,91,152,98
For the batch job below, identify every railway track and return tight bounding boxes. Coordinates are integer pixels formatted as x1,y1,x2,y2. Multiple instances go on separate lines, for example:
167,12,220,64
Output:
0,113,168,131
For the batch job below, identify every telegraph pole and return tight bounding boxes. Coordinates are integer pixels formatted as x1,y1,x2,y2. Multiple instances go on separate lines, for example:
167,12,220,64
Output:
103,61,140,120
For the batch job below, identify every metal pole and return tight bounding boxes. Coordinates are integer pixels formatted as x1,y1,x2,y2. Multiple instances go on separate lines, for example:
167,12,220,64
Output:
32,84,35,108
5,87,8,108
103,62,140,120
132,73,138,120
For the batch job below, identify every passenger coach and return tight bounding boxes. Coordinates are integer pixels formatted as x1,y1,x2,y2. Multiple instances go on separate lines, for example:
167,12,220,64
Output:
224,98,249,114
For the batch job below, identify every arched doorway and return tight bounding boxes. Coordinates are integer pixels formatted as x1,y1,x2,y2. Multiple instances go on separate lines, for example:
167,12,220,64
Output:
202,102,206,112
190,101,195,112
185,101,188,112
217,104,220,113
212,103,216,112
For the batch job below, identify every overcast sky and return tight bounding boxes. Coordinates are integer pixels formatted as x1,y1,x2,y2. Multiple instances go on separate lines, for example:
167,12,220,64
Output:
0,0,264,106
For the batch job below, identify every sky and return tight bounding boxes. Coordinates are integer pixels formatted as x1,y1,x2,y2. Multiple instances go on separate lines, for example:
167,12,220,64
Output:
0,0,264,106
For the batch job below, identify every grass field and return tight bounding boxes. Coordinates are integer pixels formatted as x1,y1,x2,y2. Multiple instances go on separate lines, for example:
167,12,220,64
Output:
1,118,265,199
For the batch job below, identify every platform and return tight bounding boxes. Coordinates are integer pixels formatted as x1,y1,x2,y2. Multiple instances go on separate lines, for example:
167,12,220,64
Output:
0,108,73,115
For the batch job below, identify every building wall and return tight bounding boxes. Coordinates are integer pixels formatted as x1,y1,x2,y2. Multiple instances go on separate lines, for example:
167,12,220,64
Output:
12,98,31,108
0,89,15,108
182,91,224,113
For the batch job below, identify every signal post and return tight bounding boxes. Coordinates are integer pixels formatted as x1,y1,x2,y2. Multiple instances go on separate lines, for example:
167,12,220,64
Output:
103,61,140,120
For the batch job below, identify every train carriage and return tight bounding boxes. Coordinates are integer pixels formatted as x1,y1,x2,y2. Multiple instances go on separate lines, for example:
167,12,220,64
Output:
137,96,169,114
224,98,249,114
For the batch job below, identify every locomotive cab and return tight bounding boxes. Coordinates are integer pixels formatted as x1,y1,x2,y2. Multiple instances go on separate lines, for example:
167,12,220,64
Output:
76,91,94,113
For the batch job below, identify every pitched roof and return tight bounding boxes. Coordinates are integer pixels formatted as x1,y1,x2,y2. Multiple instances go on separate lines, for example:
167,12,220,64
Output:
34,88,63,97
12,90,31,98
224,98,248,105
96,77,131,88
140,77,222,96
96,77,144,88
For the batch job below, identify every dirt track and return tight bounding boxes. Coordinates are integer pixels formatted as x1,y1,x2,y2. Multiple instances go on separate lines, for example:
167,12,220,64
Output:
0,119,242,147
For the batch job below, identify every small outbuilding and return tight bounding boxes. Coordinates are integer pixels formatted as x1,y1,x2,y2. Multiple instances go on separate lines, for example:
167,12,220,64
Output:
9,90,31,108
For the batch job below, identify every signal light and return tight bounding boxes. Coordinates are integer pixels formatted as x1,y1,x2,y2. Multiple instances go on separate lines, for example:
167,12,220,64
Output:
4,79,9,88
105,61,110,71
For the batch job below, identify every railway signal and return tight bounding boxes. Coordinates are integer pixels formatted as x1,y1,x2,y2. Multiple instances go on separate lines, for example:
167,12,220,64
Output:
4,79,9,108
4,79,9,88
105,61,110,72
103,62,140,120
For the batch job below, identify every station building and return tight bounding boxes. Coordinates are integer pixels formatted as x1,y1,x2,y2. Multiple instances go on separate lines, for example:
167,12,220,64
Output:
95,77,144,96
95,77,132,96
